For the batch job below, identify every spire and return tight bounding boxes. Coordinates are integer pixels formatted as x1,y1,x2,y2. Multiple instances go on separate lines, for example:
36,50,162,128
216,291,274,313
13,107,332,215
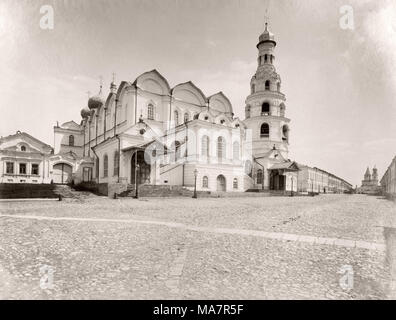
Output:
99,75,103,95
110,72,117,94
258,21,276,48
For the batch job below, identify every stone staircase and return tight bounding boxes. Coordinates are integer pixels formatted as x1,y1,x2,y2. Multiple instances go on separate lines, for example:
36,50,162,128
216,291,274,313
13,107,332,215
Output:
118,184,212,198
117,184,287,198
54,185,99,200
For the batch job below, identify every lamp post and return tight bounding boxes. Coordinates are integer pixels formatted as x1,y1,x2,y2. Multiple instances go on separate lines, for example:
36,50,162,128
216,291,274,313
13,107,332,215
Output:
134,163,140,199
290,176,294,197
192,169,198,199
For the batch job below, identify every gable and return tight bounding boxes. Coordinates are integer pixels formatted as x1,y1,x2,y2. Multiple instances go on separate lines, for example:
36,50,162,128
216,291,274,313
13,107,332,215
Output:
0,132,53,154
209,92,233,115
60,121,81,130
135,70,170,95
172,82,207,106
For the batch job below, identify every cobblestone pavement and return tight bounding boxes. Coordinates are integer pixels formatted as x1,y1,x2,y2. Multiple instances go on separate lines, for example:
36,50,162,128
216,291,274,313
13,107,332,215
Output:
0,194,395,299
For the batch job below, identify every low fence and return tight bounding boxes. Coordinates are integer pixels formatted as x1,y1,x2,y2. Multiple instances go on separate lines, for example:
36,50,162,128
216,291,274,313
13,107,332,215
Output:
72,182,108,196
0,183,59,199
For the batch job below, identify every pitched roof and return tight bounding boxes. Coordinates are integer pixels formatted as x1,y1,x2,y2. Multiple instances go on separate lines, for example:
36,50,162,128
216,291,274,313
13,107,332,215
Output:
0,131,53,151
269,161,300,171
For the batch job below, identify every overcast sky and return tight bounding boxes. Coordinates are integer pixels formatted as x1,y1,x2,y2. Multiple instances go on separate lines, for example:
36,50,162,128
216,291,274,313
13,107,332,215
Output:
0,0,395,186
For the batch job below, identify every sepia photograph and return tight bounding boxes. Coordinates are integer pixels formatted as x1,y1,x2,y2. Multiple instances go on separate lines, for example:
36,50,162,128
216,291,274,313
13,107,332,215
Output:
0,0,396,307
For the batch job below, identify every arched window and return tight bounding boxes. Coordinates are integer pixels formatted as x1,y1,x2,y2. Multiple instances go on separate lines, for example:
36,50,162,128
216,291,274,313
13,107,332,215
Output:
174,111,179,126
246,106,251,118
103,154,108,178
147,103,154,120
69,135,74,146
233,178,238,189
21,145,26,152
217,136,226,161
113,151,119,176
257,169,263,184
262,102,270,114
282,125,289,142
184,112,189,123
260,123,270,138
202,176,209,188
201,135,209,157
264,54,268,63
251,84,255,94
265,80,270,90
233,141,240,161
279,104,285,117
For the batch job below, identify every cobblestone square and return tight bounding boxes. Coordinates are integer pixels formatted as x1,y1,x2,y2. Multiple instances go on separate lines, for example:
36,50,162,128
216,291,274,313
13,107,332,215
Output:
0,194,395,299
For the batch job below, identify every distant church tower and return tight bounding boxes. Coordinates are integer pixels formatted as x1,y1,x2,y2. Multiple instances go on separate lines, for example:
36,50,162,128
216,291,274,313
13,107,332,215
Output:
359,166,380,194
372,166,378,183
364,167,371,182
243,23,292,190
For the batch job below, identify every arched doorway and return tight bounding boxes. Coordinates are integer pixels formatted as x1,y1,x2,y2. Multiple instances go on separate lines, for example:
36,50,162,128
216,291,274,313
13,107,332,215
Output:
131,150,151,185
216,175,226,192
52,163,73,184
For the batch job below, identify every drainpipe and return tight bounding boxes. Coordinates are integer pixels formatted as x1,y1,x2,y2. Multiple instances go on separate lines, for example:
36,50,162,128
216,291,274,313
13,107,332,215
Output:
103,107,107,140
114,98,118,137
92,147,99,184
134,82,138,125
83,123,86,157
88,119,92,157
182,121,188,187
115,134,121,183
168,91,173,131
95,113,99,146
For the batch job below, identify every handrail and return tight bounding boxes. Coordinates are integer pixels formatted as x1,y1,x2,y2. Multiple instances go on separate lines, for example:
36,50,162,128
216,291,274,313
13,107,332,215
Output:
160,162,183,175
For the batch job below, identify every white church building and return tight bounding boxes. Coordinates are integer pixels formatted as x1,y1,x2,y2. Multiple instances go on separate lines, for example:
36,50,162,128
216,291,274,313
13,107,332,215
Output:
0,24,298,194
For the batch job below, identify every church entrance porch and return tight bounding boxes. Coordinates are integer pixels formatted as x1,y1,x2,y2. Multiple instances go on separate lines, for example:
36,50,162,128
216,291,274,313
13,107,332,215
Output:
131,150,151,185
269,171,285,191
268,161,300,192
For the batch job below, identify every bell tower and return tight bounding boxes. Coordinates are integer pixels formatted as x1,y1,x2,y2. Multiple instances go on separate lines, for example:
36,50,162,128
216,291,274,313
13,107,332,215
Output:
243,23,292,190
244,23,290,160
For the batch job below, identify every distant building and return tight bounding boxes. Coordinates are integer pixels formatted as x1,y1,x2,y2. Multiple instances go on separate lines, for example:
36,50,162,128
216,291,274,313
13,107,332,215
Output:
380,157,396,198
0,128,93,185
357,166,382,194
0,131,53,184
297,165,352,194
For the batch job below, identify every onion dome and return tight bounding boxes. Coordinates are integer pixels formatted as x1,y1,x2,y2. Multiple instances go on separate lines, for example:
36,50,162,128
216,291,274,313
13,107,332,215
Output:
80,107,90,118
258,23,276,47
88,94,104,110
88,84,104,110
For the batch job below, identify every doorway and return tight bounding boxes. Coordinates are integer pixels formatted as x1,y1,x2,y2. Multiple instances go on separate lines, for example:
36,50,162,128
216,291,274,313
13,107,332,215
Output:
216,175,226,192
